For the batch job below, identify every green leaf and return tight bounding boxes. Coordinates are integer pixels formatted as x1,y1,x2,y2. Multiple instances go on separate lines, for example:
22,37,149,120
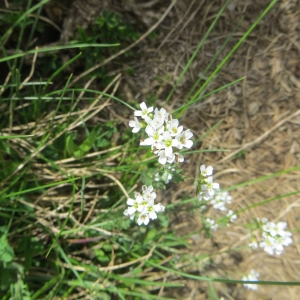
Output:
0,135,34,139
66,135,77,156
144,228,157,243
0,264,17,291
172,172,184,183
0,235,15,263
140,171,153,186
74,130,98,158
208,282,219,300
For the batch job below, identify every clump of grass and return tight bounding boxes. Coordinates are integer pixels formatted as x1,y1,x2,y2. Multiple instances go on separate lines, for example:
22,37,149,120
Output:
1,0,299,299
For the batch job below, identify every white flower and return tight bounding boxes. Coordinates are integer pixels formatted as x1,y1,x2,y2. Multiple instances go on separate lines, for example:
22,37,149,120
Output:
200,165,213,177
130,103,193,166
174,152,184,163
205,218,218,231
154,203,165,212
201,176,220,197
175,130,193,149
259,235,277,255
210,191,232,211
259,220,293,255
126,196,143,215
227,210,237,222
167,119,183,136
144,204,159,220
198,191,211,201
157,150,175,165
140,125,164,146
134,102,153,119
161,169,173,183
142,185,157,202
264,221,287,237
137,213,150,226
123,208,135,220
249,241,259,249
149,115,164,129
154,107,167,120
124,186,165,226
281,231,293,246
129,117,142,133
242,269,259,290
157,131,178,156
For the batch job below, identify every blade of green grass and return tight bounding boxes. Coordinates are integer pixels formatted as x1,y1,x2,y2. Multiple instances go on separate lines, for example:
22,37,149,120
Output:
0,177,78,199
164,0,230,105
173,77,245,117
1,0,50,43
224,165,300,192
0,44,119,63
43,52,82,91
44,88,136,110
178,0,278,118
185,17,243,104
46,183,76,257
0,135,34,139
148,261,300,286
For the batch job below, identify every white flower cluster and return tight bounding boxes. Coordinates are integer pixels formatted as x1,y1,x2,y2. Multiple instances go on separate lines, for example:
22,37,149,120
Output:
154,165,175,184
129,102,193,165
210,191,232,211
205,218,218,231
197,165,220,201
249,219,293,256
242,269,260,290
198,166,237,229
124,185,165,226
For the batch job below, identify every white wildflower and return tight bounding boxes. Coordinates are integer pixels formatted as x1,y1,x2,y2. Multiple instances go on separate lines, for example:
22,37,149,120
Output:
134,102,153,119
140,125,164,146
167,119,183,136
149,114,164,129
174,152,184,163
249,241,259,249
129,103,193,168
255,220,293,256
137,213,150,226
124,185,165,225
123,208,135,220
200,165,213,177
242,269,259,290
157,150,175,165
157,131,178,156
154,107,167,120
126,196,143,215
198,191,211,201
129,117,142,133
154,203,165,212
205,218,218,231
227,210,237,222
211,191,232,211
175,130,193,149
201,176,220,197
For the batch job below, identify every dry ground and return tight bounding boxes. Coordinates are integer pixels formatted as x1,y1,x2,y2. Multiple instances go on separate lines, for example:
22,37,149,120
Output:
10,0,300,299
